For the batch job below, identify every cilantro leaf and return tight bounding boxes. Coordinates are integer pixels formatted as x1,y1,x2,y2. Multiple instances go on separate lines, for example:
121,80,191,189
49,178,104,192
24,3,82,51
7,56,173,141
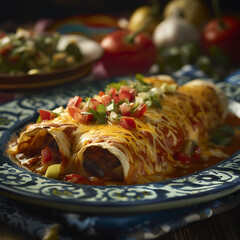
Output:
88,104,107,124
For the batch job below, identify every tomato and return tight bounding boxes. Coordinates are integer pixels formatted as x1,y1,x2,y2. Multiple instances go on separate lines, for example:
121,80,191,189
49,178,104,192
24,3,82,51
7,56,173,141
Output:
68,107,93,123
119,85,136,102
64,174,85,183
174,144,201,163
67,96,83,108
201,16,240,66
84,98,101,110
74,112,93,123
108,87,118,96
120,116,136,130
107,88,120,104
77,112,93,123
192,145,201,161
100,94,112,106
100,30,157,76
41,147,52,164
98,90,105,96
174,151,191,163
119,102,131,116
39,109,55,121
112,95,120,105
0,44,12,57
68,106,80,118
133,103,147,118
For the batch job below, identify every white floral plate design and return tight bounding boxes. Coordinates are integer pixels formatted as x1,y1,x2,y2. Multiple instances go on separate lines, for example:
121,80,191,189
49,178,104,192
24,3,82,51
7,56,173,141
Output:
0,78,240,214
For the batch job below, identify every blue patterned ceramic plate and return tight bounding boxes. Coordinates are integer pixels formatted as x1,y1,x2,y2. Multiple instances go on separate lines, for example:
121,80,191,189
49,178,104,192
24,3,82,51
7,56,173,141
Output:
0,78,240,214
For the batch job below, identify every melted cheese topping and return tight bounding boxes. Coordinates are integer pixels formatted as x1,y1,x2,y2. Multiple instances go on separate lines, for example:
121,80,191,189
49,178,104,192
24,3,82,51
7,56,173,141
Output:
7,78,227,184
64,81,225,184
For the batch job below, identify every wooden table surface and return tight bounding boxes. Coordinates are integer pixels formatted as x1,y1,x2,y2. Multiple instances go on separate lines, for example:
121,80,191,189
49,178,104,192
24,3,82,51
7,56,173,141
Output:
1,202,240,240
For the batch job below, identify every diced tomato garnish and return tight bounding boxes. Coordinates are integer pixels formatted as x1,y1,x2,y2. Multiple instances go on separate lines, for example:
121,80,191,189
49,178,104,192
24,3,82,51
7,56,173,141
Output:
0,44,12,57
112,95,120,105
98,90,105,96
134,103,147,118
83,98,100,110
74,112,93,123
119,85,136,102
41,146,52,164
192,145,201,161
68,106,81,118
108,87,118,96
174,151,191,163
64,174,85,183
100,94,112,106
119,117,136,130
67,96,83,108
68,106,93,123
39,109,55,121
119,102,131,116
174,145,201,163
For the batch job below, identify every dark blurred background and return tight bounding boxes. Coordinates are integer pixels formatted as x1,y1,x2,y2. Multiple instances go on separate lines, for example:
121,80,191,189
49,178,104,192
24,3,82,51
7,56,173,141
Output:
0,0,239,30
1,0,240,21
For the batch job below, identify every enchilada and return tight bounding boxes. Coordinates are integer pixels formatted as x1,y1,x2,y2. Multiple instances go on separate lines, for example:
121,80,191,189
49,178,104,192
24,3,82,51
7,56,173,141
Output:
6,75,239,185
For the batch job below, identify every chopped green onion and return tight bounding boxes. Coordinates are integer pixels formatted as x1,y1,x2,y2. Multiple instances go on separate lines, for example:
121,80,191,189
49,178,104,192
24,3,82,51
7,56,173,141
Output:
132,74,152,92
130,103,139,113
160,83,177,93
52,106,64,116
149,94,162,108
109,111,119,122
106,100,116,112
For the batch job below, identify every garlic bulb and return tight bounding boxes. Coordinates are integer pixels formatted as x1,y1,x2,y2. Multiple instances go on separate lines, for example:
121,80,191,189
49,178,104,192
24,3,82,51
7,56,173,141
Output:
153,10,199,49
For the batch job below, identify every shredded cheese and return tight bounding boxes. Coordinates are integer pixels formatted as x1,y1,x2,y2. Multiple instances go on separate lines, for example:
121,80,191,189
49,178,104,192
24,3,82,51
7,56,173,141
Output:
7,78,228,184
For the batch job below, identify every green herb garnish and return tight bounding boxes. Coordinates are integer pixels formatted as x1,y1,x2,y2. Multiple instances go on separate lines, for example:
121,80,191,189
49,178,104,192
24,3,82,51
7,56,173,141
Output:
105,80,128,93
210,124,234,146
87,104,107,124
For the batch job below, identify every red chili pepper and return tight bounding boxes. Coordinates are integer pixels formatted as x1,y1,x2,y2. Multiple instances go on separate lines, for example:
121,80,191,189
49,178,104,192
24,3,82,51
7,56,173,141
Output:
100,30,157,76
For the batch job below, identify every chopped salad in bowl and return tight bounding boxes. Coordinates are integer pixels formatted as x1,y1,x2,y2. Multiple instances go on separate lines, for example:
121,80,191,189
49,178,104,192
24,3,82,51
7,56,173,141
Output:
0,28,83,75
